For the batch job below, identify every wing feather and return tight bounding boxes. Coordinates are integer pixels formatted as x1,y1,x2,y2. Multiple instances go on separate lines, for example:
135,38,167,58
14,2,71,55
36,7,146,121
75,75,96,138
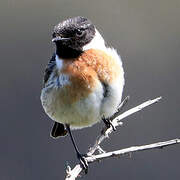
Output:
43,54,56,86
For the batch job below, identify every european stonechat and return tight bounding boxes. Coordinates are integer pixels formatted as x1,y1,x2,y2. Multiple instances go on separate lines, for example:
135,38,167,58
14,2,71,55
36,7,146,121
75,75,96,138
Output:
40,16,124,171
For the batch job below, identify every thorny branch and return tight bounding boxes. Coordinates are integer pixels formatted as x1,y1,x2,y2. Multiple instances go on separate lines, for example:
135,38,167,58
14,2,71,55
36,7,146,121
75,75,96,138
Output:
65,97,180,180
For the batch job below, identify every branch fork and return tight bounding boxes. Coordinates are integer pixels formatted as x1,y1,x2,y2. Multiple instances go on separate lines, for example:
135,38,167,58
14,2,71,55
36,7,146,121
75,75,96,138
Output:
65,96,180,180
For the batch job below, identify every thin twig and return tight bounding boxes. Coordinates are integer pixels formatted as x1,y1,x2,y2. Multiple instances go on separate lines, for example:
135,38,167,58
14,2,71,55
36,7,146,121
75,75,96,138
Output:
65,97,164,179
65,139,180,180
65,96,180,180
87,96,162,156
86,139,180,162
109,95,130,121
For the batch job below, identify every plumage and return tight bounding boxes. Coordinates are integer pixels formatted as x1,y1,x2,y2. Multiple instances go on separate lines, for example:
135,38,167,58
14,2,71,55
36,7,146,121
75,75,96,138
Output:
41,16,125,171
51,122,67,138
41,16,124,132
43,54,56,86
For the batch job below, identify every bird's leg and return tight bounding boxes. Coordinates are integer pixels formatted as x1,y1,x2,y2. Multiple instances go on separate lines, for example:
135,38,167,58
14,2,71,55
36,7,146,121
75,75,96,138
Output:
65,124,88,174
102,96,130,131
102,115,116,131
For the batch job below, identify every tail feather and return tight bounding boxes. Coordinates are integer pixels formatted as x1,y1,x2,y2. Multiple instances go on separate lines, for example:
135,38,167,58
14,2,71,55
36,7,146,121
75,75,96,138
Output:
50,122,67,138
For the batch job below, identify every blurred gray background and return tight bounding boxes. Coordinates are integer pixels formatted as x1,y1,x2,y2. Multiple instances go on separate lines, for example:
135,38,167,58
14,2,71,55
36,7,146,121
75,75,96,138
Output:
0,0,180,179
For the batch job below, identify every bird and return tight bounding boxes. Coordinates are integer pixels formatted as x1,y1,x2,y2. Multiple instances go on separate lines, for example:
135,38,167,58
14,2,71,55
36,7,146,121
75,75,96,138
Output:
40,16,125,172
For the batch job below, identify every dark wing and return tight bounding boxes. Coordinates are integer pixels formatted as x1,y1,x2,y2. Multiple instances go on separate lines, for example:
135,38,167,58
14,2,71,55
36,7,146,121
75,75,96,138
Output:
43,54,56,87
50,122,67,138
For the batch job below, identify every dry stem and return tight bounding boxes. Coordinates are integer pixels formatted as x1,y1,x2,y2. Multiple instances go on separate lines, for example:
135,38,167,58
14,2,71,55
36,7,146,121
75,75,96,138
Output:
65,97,180,180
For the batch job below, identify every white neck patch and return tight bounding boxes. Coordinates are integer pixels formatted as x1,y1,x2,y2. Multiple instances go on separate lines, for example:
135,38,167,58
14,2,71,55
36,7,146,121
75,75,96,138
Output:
83,29,106,51
55,55,63,70
83,29,123,69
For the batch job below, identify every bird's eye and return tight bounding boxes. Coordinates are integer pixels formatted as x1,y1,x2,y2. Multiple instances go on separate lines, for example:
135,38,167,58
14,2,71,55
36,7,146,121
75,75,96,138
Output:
76,29,85,37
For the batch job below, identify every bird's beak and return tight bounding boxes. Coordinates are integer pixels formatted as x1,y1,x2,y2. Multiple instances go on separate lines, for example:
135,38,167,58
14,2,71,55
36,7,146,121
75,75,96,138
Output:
52,36,70,42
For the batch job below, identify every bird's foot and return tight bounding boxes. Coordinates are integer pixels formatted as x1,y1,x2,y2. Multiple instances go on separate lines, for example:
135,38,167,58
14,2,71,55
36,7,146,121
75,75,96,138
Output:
77,153,89,174
102,116,116,131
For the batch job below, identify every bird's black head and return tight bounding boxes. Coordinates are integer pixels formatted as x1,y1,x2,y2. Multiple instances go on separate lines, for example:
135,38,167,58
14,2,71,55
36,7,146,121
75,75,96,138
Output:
52,16,95,59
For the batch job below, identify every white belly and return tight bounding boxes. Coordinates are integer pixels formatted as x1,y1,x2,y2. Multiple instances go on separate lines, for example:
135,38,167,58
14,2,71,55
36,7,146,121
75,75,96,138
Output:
41,77,124,129
41,79,104,129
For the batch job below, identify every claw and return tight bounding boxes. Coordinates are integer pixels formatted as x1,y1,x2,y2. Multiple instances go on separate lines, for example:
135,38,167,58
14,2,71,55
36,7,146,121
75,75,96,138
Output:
102,116,116,131
77,153,89,174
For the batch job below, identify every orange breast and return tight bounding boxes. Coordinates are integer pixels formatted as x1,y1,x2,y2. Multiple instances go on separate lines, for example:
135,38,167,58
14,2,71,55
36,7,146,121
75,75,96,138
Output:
79,49,121,83
58,49,121,104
